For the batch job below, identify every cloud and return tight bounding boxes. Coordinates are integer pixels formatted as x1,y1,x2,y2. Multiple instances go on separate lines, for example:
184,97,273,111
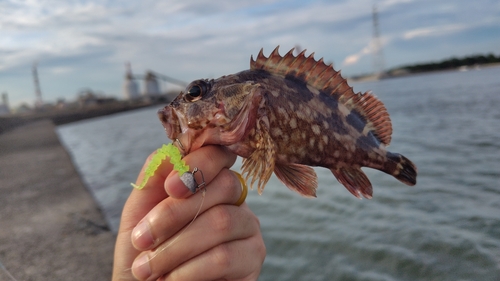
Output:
48,66,74,75
342,44,373,66
341,35,391,67
403,24,466,40
1,0,500,107
379,0,414,8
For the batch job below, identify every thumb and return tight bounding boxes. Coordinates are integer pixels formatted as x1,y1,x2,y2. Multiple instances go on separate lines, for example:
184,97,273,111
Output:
112,150,174,280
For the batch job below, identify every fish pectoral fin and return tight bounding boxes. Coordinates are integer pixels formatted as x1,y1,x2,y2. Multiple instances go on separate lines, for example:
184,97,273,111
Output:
241,120,275,194
274,163,318,198
331,166,373,199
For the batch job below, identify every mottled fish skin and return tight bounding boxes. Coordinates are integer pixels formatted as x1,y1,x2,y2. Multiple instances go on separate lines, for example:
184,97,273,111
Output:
158,46,417,199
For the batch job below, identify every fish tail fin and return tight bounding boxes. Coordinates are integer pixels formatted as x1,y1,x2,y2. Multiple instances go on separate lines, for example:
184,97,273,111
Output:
385,152,417,186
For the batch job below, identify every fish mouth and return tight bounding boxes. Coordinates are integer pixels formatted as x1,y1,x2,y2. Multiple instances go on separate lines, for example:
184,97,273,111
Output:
158,106,178,141
157,105,198,156
158,106,189,154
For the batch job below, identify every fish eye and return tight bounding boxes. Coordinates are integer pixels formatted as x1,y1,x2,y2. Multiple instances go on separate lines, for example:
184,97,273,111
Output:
188,86,202,97
185,80,207,102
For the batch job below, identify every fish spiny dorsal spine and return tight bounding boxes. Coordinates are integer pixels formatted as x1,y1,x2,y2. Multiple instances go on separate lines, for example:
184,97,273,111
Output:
250,46,393,146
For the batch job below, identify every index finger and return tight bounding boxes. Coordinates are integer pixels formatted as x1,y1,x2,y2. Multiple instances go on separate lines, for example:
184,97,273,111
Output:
165,145,237,198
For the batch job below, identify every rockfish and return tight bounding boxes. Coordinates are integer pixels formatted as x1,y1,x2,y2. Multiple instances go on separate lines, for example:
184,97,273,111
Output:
158,47,417,198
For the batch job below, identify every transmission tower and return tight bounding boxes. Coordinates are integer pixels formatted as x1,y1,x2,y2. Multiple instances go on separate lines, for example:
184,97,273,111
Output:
32,62,43,107
372,5,386,78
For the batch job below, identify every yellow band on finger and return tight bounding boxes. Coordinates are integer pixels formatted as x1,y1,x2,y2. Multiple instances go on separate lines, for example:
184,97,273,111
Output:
232,171,248,206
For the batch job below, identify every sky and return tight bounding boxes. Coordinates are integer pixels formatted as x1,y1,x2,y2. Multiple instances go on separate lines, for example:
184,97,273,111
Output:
1,0,499,107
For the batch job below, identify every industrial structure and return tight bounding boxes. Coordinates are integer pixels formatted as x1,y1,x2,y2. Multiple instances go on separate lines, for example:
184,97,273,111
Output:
123,63,187,101
32,62,44,108
0,92,10,115
372,4,386,78
123,62,140,100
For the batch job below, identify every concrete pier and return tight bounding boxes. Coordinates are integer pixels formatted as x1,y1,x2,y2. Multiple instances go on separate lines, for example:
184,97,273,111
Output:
0,120,115,280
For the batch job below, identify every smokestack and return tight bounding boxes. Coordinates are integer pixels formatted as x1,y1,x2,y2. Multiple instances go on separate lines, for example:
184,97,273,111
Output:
0,92,10,115
33,62,43,107
123,62,139,99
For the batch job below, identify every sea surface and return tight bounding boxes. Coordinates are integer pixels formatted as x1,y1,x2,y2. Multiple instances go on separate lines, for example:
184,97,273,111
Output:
57,66,500,281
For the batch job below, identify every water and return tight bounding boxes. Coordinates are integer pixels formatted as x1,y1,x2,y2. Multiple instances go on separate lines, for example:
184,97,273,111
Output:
57,66,500,280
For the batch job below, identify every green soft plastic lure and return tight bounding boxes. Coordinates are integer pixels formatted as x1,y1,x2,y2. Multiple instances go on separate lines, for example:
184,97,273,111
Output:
131,143,189,190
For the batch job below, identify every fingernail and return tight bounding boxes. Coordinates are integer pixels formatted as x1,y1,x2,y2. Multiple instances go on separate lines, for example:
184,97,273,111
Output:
132,220,154,250
132,254,151,280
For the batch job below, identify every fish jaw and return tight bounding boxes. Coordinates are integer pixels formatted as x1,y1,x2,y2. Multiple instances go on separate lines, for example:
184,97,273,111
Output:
158,105,179,142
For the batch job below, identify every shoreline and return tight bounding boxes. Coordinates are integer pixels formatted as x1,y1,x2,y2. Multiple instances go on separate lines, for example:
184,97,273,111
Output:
0,120,115,280
349,62,500,82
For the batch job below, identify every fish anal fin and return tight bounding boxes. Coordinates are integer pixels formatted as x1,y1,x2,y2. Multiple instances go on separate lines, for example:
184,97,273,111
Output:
250,46,393,146
331,166,373,199
274,163,318,198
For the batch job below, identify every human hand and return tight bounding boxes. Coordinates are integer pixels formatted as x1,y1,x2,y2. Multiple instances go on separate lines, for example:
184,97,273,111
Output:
112,145,266,281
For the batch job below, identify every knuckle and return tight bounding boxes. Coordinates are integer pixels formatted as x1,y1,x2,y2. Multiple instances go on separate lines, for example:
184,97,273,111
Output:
211,243,232,269
218,169,241,201
241,206,260,231
252,213,261,228
257,237,267,260
155,201,179,226
247,216,266,261
208,205,234,234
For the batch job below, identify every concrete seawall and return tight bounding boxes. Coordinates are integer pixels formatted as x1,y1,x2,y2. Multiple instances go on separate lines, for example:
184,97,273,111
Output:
0,101,160,134
0,120,115,280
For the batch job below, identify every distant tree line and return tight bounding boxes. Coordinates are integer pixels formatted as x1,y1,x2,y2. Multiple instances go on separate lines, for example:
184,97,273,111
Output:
392,53,500,73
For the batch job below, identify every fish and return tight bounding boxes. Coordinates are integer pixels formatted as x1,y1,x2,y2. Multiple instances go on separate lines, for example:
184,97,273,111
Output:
158,46,417,199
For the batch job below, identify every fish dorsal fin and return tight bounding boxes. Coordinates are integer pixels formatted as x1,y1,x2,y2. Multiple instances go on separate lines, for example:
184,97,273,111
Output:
250,46,392,145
